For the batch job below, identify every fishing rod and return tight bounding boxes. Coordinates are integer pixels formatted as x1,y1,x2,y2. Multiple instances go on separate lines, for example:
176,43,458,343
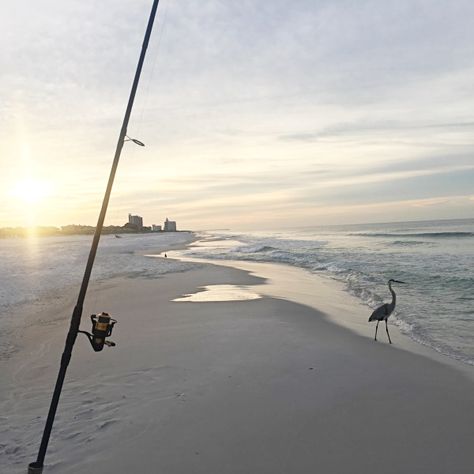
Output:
28,1,161,472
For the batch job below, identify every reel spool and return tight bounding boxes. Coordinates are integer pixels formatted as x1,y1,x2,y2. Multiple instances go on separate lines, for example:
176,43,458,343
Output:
78,312,117,352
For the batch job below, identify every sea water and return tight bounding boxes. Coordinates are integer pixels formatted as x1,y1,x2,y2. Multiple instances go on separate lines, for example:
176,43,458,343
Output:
0,232,196,357
180,219,474,365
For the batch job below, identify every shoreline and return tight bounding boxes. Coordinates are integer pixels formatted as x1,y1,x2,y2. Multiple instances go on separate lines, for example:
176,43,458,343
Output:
162,248,474,379
1,240,474,473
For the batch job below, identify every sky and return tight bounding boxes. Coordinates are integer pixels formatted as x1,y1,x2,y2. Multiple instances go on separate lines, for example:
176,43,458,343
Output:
1,0,474,230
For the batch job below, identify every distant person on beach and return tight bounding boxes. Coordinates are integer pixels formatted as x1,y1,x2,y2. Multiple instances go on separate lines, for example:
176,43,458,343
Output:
165,253,167,258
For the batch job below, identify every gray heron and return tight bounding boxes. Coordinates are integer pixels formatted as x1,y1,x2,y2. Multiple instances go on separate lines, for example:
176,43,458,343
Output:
368,279,406,343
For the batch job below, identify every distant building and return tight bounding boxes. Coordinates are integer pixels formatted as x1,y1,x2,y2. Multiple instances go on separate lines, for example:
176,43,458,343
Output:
128,214,143,230
152,224,162,232
164,218,177,232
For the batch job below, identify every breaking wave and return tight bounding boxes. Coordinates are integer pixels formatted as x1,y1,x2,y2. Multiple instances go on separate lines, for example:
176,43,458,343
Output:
233,245,277,253
390,240,433,246
351,232,474,238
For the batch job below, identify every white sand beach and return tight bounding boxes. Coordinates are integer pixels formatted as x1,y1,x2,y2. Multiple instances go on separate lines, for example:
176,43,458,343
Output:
1,248,474,474
3,1,474,473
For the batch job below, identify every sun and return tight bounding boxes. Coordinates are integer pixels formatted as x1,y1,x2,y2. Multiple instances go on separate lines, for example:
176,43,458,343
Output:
10,178,52,204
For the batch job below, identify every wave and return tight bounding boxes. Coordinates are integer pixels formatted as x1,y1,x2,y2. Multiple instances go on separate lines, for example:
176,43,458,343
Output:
351,232,474,238
232,245,277,254
390,240,433,246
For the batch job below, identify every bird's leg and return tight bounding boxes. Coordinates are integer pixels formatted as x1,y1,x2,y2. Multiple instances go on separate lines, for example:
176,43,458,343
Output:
385,320,392,344
374,321,379,341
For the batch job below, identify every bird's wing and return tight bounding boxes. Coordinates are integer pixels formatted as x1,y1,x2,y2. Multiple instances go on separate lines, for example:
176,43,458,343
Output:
369,304,388,321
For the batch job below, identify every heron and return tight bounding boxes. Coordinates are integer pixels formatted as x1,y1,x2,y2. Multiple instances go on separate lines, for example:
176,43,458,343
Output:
368,279,406,344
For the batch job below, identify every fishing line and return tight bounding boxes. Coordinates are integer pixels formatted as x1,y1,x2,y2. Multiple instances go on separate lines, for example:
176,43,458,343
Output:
134,0,172,140
117,0,171,197
105,1,170,229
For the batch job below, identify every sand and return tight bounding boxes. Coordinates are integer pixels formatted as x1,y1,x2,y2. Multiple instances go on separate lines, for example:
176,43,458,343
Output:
1,257,473,473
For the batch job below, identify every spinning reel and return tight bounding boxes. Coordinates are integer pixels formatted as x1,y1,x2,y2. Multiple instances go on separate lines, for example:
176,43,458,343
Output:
78,312,117,352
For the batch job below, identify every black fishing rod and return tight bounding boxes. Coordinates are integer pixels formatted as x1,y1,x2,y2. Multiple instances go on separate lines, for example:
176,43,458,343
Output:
28,1,160,472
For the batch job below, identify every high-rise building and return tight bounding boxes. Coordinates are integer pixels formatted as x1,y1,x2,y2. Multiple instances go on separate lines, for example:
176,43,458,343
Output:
128,213,143,230
164,217,177,232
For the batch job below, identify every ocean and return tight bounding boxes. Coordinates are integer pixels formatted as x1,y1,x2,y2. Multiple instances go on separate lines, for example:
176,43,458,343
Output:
180,219,474,365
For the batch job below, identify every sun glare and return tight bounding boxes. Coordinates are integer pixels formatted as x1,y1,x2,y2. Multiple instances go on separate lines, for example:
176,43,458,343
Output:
10,179,52,204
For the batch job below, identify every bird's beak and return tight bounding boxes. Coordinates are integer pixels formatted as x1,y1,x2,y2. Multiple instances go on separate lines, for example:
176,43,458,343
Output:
393,280,406,284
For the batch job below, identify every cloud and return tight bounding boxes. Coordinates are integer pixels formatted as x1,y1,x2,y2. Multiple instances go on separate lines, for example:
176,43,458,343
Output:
279,120,474,142
2,0,474,227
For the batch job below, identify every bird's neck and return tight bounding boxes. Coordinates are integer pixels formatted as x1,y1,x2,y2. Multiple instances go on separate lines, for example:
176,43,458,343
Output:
389,282,396,306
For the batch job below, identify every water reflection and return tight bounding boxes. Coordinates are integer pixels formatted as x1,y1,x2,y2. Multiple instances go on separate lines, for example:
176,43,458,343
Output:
173,284,261,302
